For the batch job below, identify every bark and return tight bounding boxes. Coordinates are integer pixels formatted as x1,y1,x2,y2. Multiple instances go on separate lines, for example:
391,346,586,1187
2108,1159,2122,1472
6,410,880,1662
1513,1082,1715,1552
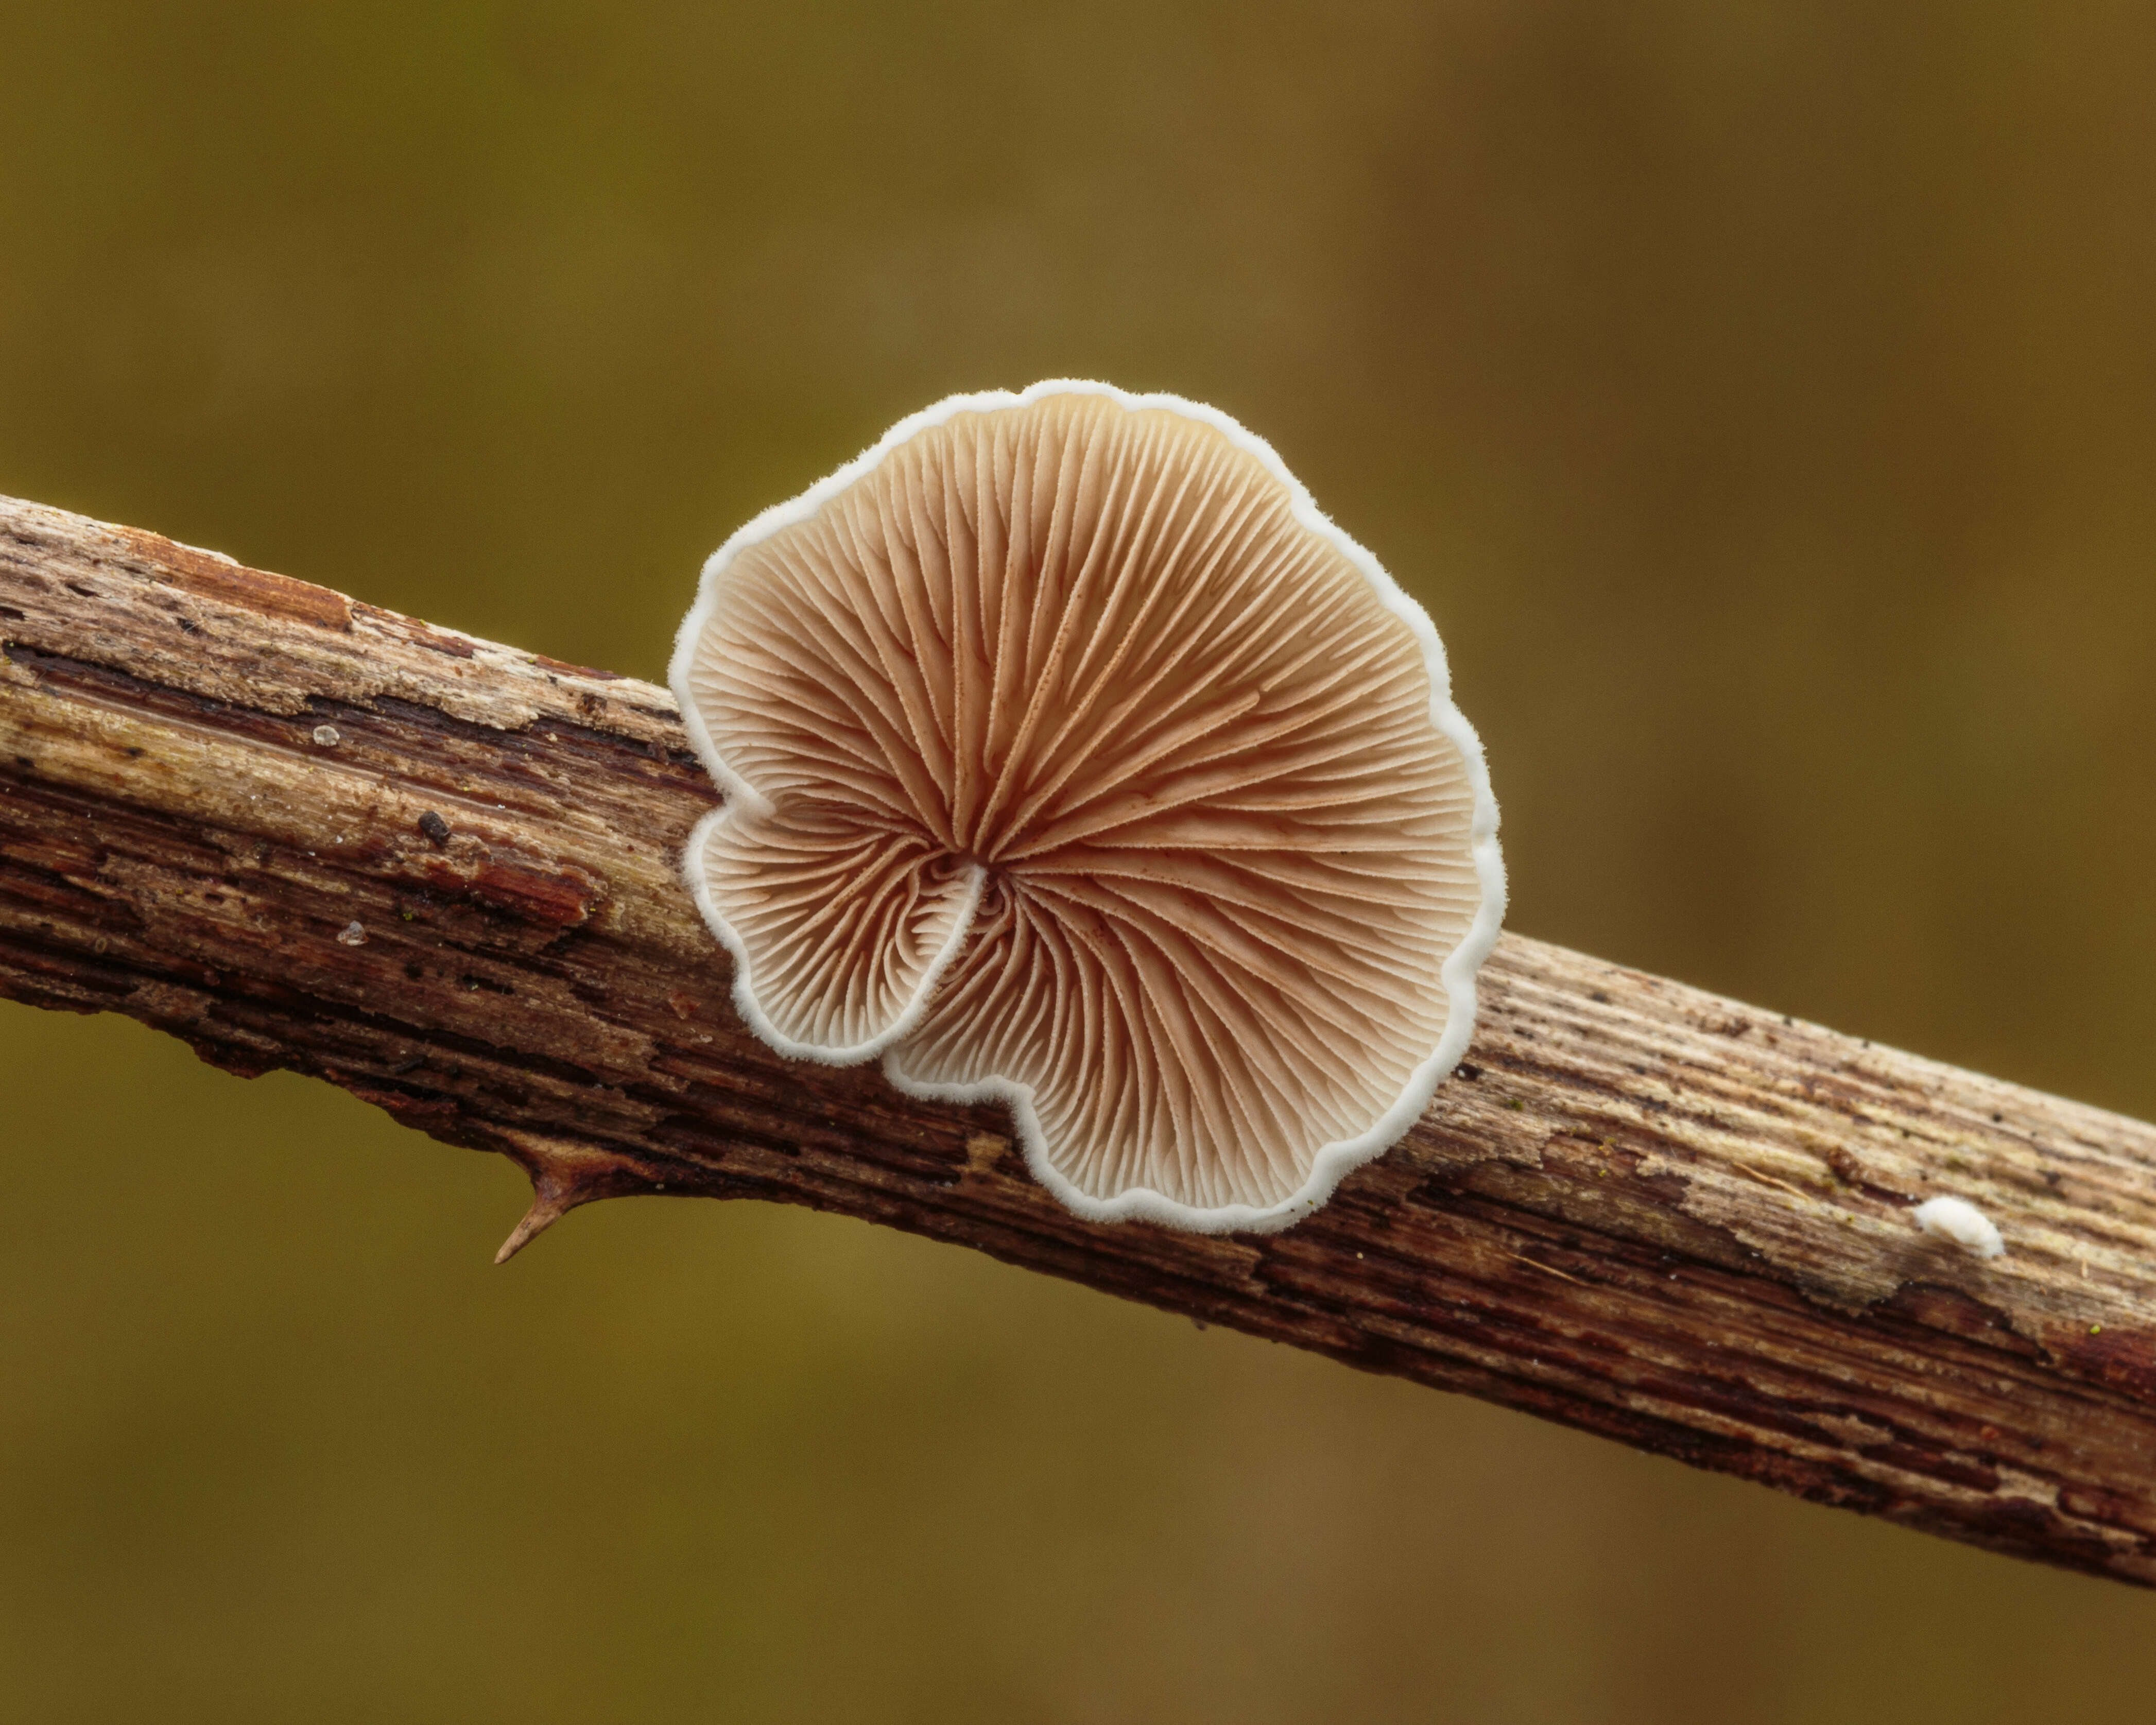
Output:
3,491,2152,1586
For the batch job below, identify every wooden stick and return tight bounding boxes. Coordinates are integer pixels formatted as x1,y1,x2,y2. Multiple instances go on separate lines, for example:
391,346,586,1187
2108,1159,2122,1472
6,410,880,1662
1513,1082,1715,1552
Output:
3,492,2151,1585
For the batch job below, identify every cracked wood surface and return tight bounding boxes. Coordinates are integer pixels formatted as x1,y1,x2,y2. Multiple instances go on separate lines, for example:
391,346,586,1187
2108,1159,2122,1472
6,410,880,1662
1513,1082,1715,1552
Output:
2,491,2152,1586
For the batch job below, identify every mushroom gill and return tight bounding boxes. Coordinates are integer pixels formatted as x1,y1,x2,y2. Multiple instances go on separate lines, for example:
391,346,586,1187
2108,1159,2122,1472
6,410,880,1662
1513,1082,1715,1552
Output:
672,383,1503,1231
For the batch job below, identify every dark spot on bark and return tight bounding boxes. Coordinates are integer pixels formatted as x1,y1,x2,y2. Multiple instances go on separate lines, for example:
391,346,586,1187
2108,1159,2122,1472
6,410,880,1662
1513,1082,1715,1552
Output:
529,652,620,681
2058,1481,2141,1528
465,859,597,926
2067,1323,2156,1399
1856,1440,1999,1493
1590,990,1609,1004
1457,1062,1481,1080
1879,1282,2043,1359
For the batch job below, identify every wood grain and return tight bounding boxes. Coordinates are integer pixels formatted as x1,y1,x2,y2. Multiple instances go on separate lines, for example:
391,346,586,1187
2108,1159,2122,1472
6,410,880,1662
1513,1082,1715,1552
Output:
3,492,2151,1585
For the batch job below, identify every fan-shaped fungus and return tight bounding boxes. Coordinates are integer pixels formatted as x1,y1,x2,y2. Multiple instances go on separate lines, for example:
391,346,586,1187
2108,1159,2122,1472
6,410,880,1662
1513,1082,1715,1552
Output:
670,382,1504,1232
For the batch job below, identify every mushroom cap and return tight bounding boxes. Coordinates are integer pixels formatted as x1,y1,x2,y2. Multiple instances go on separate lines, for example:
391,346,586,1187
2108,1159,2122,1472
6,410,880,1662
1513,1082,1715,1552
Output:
670,381,1505,1232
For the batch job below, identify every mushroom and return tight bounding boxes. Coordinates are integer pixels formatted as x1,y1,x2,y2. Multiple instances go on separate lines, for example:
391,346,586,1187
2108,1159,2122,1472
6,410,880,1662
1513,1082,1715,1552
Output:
670,381,1504,1232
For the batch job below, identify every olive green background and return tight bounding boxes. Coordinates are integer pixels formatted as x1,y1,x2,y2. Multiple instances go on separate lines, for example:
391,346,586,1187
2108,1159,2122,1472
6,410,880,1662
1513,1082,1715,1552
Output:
2,4,2152,1721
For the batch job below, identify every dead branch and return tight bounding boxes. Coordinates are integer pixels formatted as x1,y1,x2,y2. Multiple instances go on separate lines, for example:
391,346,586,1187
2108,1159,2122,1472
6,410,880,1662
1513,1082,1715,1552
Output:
2,492,2151,1585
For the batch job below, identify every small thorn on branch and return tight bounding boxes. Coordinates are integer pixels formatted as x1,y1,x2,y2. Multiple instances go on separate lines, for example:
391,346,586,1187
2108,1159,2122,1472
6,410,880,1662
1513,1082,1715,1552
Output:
490,1128,660,1265
496,1186,575,1265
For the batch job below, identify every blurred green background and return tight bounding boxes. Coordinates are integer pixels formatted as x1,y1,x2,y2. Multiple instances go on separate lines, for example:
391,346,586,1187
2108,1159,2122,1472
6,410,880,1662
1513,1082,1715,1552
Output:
3,3,2152,1720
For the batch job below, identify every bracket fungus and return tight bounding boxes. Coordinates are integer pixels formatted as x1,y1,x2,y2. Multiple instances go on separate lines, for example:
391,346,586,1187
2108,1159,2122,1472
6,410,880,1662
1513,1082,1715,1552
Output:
670,381,1504,1231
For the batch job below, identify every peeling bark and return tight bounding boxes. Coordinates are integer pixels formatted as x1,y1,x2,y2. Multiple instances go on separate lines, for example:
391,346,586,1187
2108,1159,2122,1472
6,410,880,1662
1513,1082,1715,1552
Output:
3,492,2152,1585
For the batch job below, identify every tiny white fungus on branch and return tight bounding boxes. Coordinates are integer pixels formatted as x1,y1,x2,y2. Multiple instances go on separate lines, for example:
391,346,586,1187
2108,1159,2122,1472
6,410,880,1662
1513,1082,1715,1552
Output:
1912,1195,2005,1259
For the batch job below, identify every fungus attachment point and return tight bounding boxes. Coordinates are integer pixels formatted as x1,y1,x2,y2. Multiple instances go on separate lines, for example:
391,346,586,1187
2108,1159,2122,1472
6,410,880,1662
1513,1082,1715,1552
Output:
671,382,1505,1232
